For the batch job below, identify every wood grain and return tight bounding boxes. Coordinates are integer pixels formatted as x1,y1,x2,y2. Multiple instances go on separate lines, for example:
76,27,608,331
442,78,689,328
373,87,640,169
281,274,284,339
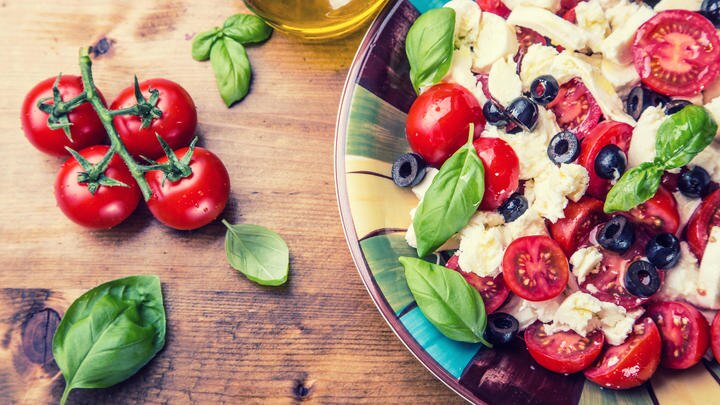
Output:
0,1,463,403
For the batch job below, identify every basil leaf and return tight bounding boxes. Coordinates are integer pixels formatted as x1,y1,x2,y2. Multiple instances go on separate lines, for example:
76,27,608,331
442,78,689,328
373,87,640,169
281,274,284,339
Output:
210,38,251,107
654,105,718,169
223,14,273,44
604,162,664,213
223,220,289,286
399,257,491,345
191,28,221,61
413,137,484,258
52,275,166,405
405,8,455,94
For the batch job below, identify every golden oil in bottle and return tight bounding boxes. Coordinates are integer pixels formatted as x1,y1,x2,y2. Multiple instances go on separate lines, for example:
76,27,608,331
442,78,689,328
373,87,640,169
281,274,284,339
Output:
244,0,390,41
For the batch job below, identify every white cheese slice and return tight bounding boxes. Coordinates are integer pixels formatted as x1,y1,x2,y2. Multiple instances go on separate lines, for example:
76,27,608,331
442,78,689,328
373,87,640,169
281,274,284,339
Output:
532,163,589,222
654,0,702,11
472,12,519,72
411,168,438,200
500,294,564,330
698,227,720,308
674,192,702,227
502,0,561,12
575,0,610,52
444,0,482,47
488,57,522,106
600,4,655,65
627,106,666,167
601,58,639,95
571,246,603,284
443,47,488,105
508,6,588,51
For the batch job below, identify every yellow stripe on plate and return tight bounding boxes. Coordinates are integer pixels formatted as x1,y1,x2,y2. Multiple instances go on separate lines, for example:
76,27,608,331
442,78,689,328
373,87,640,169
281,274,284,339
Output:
650,363,720,405
346,172,417,239
345,155,394,175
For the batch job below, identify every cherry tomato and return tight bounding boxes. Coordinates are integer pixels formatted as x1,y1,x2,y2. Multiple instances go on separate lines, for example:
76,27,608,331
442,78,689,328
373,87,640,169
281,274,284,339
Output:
54,145,140,229
577,121,634,200
515,27,549,63
547,78,602,140
627,186,680,234
647,301,710,369
562,7,577,23
549,197,607,256
632,10,720,96
446,255,510,314
525,322,605,374
502,235,569,301
711,311,720,364
473,137,519,210
406,83,485,167
112,78,197,159
21,75,107,157
145,147,230,230
686,189,720,260
476,0,510,18
585,317,661,390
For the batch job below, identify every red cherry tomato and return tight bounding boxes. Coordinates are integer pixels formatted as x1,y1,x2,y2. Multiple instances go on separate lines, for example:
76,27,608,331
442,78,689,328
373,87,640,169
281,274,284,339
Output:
525,322,605,374
476,0,510,18
145,147,230,230
711,311,720,364
446,255,510,314
54,145,140,229
647,301,710,370
562,7,577,23
502,235,569,301
585,317,661,390
686,189,720,260
112,78,197,159
549,197,607,256
627,186,680,234
406,83,485,167
577,121,634,200
632,10,720,96
473,137,519,210
21,75,107,156
547,78,602,140
514,27,549,63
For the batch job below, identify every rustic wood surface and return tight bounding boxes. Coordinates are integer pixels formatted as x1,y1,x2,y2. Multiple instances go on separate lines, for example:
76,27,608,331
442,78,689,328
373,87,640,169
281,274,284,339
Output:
0,1,463,403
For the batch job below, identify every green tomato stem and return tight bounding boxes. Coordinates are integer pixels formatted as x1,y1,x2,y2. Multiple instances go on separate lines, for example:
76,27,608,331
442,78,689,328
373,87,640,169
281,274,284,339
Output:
77,47,153,201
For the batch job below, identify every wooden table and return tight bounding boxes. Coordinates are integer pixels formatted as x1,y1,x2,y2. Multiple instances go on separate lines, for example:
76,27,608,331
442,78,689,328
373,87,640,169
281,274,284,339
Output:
0,1,463,403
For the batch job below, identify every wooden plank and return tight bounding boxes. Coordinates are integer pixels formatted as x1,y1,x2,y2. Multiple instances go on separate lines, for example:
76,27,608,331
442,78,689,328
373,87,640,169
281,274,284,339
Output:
0,1,462,403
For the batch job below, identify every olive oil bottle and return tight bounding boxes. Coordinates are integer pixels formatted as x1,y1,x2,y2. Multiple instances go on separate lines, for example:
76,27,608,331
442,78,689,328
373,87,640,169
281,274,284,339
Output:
244,0,390,41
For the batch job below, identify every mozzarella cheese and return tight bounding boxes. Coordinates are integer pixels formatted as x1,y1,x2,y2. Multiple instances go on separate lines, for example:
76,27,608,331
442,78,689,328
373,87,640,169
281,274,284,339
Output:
502,208,548,241
601,58,639,96
444,0,482,47
575,0,610,52
502,0,561,12
571,246,603,284
674,192,702,227
704,96,720,134
488,57,522,106
698,227,720,308
659,242,720,310
690,142,720,183
704,77,720,105
519,44,559,89
600,3,655,65
508,6,588,51
472,12,519,72
500,294,564,330
532,164,589,222
627,106,666,167
544,291,644,345
444,47,488,105
654,0,702,11
457,223,505,277
411,168,438,200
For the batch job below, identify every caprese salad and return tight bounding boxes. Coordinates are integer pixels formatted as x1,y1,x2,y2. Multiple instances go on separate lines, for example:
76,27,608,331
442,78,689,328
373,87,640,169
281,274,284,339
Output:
393,0,720,390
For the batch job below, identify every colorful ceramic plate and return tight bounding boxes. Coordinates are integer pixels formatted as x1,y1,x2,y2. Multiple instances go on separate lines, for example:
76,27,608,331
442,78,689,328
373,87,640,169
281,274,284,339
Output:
334,1,720,403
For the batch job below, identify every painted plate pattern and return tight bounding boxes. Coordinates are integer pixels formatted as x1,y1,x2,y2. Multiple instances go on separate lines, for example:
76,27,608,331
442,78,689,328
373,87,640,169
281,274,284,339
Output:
334,1,720,403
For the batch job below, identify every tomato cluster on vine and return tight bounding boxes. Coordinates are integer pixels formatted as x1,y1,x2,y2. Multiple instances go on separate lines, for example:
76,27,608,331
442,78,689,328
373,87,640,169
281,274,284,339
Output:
21,49,230,230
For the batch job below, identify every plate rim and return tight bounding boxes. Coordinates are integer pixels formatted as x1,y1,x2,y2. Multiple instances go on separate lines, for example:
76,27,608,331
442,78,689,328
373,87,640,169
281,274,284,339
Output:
333,1,484,403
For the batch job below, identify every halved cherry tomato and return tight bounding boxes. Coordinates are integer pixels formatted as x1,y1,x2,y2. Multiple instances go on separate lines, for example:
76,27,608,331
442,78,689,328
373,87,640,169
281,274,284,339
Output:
502,235,569,301
514,27,549,63
525,322,605,374
446,255,510,314
585,317,661,390
406,83,485,167
627,186,680,234
647,301,710,369
711,311,720,364
547,78,602,140
577,121,634,200
686,189,720,260
476,0,510,18
632,10,720,96
549,197,607,256
473,137,519,210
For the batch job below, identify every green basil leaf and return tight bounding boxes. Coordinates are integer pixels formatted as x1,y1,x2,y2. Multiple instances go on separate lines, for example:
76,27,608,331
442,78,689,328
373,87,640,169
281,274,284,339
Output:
604,162,664,213
223,220,289,286
210,38,251,107
413,137,484,258
405,8,455,94
191,28,221,61
52,275,166,405
223,14,273,44
655,105,717,169
399,257,491,345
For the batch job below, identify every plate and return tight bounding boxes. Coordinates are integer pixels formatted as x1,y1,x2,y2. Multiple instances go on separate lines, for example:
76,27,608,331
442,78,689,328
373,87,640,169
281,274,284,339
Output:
333,1,720,403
